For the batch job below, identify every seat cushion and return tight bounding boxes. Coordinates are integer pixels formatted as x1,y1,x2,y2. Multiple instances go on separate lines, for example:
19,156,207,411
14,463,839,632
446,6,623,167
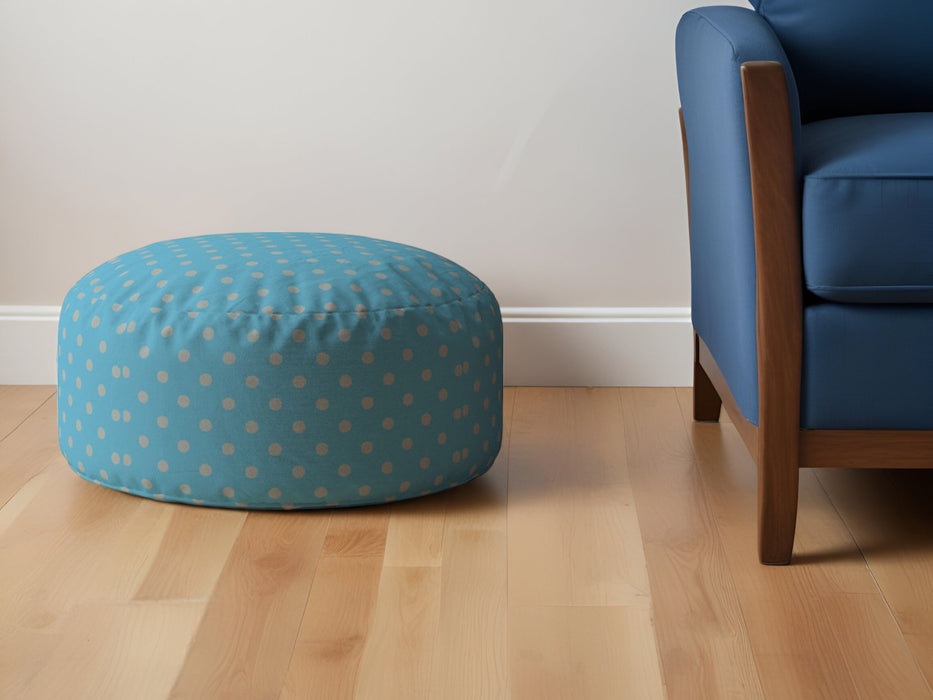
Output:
57,232,503,509
803,303,933,429
802,113,933,303
752,0,933,122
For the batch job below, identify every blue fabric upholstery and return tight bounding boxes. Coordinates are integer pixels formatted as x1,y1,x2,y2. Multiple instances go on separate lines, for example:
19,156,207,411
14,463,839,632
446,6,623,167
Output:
802,113,933,303
58,233,503,509
803,303,933,429
676,6,801,426
752,0,933,123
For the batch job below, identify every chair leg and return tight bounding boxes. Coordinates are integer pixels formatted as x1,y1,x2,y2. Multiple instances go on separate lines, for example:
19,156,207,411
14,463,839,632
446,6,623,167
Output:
757,451,799,565
693,334,722,422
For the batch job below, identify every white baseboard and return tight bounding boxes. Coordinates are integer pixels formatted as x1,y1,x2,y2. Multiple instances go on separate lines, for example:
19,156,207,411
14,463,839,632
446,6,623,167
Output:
0,305,693,387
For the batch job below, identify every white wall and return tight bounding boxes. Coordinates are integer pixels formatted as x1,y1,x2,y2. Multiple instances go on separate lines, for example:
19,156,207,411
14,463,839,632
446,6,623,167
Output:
0,0,748,385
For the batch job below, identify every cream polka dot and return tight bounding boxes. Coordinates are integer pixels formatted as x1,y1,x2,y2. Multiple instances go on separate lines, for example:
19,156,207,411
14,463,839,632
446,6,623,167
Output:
200,419,213,431
246,421,259,433
177,395,190,408
269,443,282,456
292,465,306,478
245,466,258,478
270,353,283,365
382,417,395,430
269,398,283,410
200,463,212,476
269,488,282,499
246,376,259,388
157,460,169,472
157,370,169,383
361,397,374,410
422,369,433,381
178,349,191,362
381,462,393,474
383,373,395,385
402,438,413,450
316,398,330,410
360,441,373,455
338,329,351,342
292,421,305,434
315,486,328,498
138,390,149,403
200,373,212,386
157,415,169,428
316,442,329,455
202,327,215,340
400,481,411,492
338,464,351,477
222,487,235,498
339,374,352,388
358,485,372,496
317,352,330,366
223,397,235,410
223,352,236,364
361,352,375,364
139,435,149,448
420,457,430,469
161,325,173,338
247,330,260,342
178,440,190,453
222,442,235,455
402,393,414,406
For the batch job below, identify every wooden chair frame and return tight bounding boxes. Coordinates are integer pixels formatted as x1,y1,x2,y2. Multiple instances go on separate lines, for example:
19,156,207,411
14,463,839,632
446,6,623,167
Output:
681,61,933,565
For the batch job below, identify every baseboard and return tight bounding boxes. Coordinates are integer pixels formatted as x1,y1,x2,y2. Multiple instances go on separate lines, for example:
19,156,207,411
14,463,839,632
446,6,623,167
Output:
501,307,692,387
0,305,693,387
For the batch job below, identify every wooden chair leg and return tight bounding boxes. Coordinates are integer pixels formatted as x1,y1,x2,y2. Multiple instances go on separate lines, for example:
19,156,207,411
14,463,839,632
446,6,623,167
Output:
693,333,722,422
757,451,799,565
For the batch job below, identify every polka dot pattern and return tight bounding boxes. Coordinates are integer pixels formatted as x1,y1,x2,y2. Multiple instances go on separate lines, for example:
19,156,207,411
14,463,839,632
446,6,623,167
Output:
57,233,503,508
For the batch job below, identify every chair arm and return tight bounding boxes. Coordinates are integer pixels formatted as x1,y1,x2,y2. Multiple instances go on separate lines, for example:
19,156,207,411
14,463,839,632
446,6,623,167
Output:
675,6,801,426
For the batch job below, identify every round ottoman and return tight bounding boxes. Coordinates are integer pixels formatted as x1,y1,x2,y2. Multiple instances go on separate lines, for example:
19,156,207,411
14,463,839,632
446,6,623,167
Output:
57,232,503,508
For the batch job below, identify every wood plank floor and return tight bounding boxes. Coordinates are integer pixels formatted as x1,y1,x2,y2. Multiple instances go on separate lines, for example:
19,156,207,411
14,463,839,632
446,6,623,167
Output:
2,386,932,699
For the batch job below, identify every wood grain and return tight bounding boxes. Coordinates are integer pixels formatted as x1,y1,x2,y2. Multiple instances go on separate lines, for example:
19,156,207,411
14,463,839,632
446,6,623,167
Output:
621,387,764,699
133,506,246,601
0,397,66,508
381,492,448,567
322,507,390,558
677,387,933,698
0,386,55,442
353,566,442,700
279,556,384,699
14,602,205,700
741,60,803,565
509,605,664,700
5,386,933,696
802,431,933,468
508,387,651,607
169,512,329,699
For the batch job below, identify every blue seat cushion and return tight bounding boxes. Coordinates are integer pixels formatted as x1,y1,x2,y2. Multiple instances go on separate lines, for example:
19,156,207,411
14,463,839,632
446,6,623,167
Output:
802,113,933,304
803,303,933,429
57,232,503,509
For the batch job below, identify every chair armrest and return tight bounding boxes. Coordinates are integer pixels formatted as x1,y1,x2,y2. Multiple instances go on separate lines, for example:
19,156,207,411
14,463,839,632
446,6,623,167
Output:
676,6,801,426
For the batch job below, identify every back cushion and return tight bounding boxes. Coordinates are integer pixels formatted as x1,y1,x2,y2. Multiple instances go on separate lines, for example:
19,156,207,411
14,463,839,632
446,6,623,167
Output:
753,0,933,122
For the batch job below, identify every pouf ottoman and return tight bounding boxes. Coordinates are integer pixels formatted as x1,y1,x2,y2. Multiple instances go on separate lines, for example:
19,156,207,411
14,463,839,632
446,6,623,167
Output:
57,232,503,508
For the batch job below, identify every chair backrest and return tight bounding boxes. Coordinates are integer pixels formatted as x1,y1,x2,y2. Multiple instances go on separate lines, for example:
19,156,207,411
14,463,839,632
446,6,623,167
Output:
752,0,933,122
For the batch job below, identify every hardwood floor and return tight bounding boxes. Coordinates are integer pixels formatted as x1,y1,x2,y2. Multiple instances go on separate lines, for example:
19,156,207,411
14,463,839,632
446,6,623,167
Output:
1,386,932,699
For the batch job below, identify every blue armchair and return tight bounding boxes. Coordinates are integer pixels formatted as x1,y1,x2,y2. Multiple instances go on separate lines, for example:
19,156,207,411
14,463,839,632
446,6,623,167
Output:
676,1,933,564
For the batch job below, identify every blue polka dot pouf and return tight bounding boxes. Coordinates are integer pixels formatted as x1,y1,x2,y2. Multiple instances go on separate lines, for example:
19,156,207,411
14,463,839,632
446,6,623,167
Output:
57,233,503,509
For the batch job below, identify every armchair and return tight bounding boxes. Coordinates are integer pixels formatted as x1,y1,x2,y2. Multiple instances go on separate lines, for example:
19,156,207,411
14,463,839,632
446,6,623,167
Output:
676,1,933,564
